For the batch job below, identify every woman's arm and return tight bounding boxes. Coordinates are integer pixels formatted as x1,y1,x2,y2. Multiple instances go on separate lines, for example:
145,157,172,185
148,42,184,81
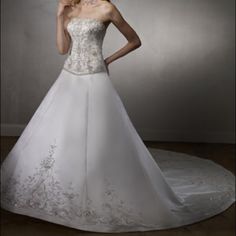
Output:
56,0,72,55
104,2,142,66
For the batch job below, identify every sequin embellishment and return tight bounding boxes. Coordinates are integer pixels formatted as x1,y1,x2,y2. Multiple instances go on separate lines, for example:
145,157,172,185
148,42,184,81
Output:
63,18,107,75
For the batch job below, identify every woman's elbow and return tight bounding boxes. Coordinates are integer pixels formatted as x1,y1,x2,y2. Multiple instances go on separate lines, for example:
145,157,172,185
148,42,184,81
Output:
57,44,69,55
58,48,68,55
136,39,142,48
58,51,68,55
132,39,142,49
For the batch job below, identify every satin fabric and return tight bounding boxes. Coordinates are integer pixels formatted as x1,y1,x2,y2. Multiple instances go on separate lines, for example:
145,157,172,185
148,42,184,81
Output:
1,69,235,233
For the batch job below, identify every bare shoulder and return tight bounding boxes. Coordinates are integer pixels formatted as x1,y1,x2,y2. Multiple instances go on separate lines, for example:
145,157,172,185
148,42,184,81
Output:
101,1,125,25
99,1,119,17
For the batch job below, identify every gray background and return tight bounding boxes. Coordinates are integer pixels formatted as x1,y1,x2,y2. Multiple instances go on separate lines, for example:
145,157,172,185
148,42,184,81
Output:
1,0,235,143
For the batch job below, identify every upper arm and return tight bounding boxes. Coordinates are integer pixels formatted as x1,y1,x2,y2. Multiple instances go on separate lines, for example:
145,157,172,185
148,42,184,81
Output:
107,3,141,45
63,7,73,42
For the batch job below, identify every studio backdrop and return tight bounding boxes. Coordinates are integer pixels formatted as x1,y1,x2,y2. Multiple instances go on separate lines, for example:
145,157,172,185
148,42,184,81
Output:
1,0,235,143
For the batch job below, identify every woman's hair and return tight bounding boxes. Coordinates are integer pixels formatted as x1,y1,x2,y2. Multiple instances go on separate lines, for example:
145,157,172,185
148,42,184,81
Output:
71,0,110,5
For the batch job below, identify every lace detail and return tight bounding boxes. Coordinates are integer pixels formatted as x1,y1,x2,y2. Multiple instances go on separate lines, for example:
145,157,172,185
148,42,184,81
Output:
63,18,107,75
1,140,146,226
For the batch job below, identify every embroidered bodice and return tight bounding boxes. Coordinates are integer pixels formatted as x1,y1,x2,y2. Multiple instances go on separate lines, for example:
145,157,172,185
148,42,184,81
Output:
63,17,107,75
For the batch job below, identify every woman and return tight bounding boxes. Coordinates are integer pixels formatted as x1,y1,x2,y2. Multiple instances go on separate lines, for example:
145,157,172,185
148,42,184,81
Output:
1,0,235,233
57,0,142,71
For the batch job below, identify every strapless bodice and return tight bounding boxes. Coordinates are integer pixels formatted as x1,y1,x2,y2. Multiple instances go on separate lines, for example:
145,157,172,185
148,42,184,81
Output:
63,17,107,75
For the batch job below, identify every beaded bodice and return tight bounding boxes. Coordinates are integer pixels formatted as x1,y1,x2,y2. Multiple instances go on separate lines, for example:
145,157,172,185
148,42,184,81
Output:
63,17,107,75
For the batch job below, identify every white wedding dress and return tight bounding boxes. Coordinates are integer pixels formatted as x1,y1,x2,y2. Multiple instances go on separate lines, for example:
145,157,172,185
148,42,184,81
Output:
1,17,235,233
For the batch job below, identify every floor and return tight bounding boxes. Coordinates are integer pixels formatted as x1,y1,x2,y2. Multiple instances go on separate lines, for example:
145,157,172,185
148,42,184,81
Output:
0,136,235,236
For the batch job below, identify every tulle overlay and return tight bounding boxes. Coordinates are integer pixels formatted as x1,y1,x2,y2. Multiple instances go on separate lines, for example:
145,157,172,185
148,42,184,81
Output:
1,69,235,233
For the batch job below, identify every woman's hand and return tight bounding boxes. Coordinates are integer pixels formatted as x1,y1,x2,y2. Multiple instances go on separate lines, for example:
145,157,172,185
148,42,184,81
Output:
104,58,110,75
57,0,72,17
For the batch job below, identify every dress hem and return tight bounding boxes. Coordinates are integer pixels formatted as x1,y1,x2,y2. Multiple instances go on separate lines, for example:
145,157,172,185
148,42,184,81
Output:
1,198,235,233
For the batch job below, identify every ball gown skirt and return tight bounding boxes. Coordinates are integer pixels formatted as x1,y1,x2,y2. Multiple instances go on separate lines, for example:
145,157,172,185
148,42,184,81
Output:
0,69,235,233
